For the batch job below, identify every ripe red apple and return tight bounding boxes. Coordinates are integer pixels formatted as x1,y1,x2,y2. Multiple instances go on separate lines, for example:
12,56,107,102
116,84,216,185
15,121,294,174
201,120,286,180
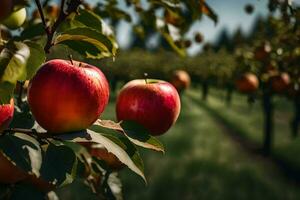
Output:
235,73,259,93
116,79,181,136
0,98,14,133
24,174,55,192
170,70,191,92
270,72,290,93
28,59,109,134
79,142,124,171
0,0,14,21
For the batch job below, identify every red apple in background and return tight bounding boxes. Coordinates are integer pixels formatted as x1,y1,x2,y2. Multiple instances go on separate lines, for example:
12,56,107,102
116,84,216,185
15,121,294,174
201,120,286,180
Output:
116,79,181,136
170,70,191,92
28,59,109,134
235,73,259,93
270,72,290,93
0,98,14,133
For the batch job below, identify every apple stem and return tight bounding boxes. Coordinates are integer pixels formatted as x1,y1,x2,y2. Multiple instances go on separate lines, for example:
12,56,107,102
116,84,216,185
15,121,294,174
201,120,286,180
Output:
68,54,74,65
144,73,148,84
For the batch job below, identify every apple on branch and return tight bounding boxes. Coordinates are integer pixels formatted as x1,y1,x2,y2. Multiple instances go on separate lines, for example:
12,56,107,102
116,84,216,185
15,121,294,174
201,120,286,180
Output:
28,59,110,134
116,79,181,136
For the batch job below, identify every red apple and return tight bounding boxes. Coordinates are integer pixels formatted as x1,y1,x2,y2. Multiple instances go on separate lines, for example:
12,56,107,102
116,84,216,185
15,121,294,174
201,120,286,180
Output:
235,73,259,93
170,70,191,92
0,98,14,133
270,72,290,93
28,59,109,134
116,79,181,136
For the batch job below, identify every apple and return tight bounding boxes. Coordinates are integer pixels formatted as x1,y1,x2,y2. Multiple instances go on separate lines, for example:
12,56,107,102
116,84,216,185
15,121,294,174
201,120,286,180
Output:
46,5,60,19
244,4,254,14
194,32,203,43
28,59,110,134
0,152,28,184
254,42,271,61
79,142,124,171
170,70,191,92
0,98,14,133
235,73,259,93
0,0,14,21
270,72,290,93
2,7,26,30
116,79,181,136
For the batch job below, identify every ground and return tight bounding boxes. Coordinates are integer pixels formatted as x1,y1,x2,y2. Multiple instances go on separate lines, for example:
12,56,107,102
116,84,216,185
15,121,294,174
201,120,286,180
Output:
102,89,300,200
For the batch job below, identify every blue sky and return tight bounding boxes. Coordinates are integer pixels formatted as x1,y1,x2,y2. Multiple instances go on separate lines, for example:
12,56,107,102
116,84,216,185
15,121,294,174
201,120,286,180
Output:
50,0,300,55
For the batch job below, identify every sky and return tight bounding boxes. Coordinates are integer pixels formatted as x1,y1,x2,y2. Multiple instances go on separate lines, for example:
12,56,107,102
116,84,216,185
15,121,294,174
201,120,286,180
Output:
49,0,300,55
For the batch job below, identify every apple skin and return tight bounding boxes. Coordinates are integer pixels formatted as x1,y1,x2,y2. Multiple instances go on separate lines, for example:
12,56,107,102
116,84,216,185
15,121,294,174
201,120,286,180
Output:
24,174,55,193
2,8,26,30
170,70,191,92
116,79,181,136
28,59,110,134
0,152,28,184
0,98,14,133
270,72,290,93
235,73,259,93
0,0,14,21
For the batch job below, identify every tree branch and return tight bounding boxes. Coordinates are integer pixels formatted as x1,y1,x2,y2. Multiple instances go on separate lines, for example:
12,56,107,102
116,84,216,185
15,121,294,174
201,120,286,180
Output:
3,128,52,139
43,0,83,53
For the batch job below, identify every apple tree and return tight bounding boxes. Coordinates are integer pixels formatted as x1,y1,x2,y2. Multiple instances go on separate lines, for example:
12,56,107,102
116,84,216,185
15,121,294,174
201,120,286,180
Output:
0,0,218,199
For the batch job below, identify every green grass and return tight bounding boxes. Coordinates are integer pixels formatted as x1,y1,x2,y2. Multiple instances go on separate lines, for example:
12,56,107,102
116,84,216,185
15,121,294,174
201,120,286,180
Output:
101,92,300,200
187,88,300,175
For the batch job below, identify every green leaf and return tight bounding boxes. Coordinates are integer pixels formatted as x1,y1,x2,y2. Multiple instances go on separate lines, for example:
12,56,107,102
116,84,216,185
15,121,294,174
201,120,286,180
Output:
97,120,165,153
0,133,42,176
40,144,78,187
54,28,118,59
0,42,30,103
200,0,218,24
74,8,103,32
0,82,14,104
57,129,146,182
88,126,145,182
20,23,45,40
0,41,30,83
24,42,46,80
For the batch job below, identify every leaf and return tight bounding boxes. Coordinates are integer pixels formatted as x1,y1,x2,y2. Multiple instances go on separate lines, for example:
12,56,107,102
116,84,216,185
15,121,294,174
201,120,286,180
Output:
88,127,146,182
40,144,78,187
0,42,30,103
57,129,146,182
0,133,42,176
199,0,218,24
10,183,45,200
54,28,117,59
24,42,46,80
74,8,103,32
0,82,14,104
20,23,45,40
0,41,30,83
97,120,165,153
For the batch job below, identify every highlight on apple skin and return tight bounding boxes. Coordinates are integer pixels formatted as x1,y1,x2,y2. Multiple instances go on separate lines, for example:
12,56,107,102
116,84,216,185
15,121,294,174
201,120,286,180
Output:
0,98,14,133
28,59,110,134
116,79,181,136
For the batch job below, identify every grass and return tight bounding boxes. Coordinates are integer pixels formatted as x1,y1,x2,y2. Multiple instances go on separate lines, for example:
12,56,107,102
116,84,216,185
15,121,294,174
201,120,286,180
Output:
101,92,300,200
187,88,300,176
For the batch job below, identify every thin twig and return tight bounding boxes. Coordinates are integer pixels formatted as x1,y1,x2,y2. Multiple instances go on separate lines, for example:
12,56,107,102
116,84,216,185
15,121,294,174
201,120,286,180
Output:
34,0,50,34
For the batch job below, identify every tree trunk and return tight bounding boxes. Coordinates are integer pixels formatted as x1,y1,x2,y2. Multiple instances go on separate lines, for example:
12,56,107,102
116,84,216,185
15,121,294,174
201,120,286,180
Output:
262,90,274,155
202,81,209,101
292,95,300,138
